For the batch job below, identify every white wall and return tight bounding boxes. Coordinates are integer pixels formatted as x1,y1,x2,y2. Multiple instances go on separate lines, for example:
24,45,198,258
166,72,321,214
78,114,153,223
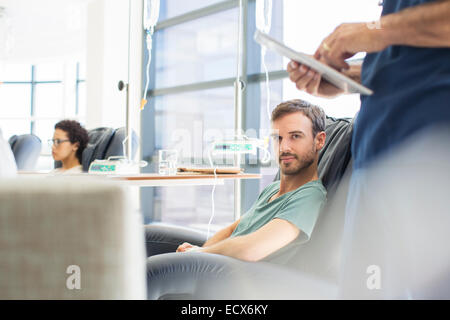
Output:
0,0,143,132
0,0,144,170
86,0,129,130
0,0,88,63
86,0,143,160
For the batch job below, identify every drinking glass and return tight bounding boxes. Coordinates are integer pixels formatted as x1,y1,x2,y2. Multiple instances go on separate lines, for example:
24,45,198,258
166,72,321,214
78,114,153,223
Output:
158,149,178,175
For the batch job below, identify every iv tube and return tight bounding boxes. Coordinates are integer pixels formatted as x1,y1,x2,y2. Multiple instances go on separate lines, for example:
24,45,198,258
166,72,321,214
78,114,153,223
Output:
256,0,272,34
255,0,273,121
207,148,218,240
143,0,160,31
121,0,160,163
141,0,160,111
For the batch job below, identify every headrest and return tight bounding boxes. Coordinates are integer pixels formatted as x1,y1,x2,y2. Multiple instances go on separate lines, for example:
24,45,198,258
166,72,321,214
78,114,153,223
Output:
8,135,19,150
8,134,42,170
104,127,138,160
81,127,116,172
317,116,354,194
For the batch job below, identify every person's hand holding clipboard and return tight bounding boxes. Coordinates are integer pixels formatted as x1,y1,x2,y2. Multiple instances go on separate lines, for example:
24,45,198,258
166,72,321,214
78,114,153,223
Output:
254,30,374,97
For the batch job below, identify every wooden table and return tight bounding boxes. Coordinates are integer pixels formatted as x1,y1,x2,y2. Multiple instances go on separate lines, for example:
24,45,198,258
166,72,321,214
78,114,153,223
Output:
18,171,262,187
106,172,261,187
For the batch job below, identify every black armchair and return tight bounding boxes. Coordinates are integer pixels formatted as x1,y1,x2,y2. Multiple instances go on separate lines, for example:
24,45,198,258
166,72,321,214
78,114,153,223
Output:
145,116,355,299
55,127,138,171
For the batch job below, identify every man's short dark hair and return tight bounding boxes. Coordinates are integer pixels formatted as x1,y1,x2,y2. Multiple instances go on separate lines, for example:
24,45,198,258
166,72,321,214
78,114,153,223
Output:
55,120,89,163
271,99,326,136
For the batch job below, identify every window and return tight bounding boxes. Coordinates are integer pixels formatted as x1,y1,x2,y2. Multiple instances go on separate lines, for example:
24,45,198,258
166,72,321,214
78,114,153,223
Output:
162,0,226,20
0,61,86,170
154,8,239,88
142,0,382,230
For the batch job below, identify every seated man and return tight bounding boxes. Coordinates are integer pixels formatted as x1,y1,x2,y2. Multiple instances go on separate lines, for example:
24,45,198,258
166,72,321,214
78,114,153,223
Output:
175,99,328,262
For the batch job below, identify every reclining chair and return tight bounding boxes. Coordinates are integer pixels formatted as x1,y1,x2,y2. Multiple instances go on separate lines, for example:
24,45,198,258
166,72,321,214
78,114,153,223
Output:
8,134,42,171
55,127,138,171
0,177,146,299
145,116,354,299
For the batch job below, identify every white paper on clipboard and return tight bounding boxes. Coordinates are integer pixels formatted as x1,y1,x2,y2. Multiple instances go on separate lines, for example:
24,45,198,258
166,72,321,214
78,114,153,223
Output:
254,30,373,96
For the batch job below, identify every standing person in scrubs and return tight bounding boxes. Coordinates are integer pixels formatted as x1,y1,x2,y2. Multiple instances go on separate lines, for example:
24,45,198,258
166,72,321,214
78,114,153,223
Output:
287,0,450,298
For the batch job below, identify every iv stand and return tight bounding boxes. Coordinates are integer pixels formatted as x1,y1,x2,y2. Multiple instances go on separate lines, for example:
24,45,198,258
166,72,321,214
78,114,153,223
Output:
117,0,134,162
118,80,133,160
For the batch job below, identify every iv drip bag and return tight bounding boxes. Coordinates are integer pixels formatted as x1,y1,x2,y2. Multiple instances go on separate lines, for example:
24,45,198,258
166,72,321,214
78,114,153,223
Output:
143,0,160,31
255,0,272,34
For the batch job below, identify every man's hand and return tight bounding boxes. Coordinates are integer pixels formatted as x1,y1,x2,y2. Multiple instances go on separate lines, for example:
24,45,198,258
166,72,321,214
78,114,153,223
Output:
286,22,384,98
176,242,200,253
287,60,362,98
314,22,388,71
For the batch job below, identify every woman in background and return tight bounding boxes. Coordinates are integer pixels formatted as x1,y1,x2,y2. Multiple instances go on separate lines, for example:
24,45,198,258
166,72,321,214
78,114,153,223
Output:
50,120,89,174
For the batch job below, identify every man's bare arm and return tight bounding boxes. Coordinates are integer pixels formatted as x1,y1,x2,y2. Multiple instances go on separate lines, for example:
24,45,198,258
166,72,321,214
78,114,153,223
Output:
202,219,241,247
176,219,241,253
289,0,450,97
316,0,450,69
200,218,300,262
381,0,450,48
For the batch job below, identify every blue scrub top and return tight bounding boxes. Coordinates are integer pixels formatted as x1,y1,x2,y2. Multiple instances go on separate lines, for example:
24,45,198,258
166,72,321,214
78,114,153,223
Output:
353,0,450,169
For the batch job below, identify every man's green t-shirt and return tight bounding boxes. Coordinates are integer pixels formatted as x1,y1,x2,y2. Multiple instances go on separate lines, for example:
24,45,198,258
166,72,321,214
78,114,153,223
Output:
231,179,327,243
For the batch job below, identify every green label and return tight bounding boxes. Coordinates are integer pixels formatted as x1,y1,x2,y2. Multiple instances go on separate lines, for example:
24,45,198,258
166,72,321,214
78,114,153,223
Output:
90,164,116,172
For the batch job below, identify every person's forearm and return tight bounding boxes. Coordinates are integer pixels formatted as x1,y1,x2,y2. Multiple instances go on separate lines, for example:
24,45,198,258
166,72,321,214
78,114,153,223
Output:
202,236,258,261
380,0,450,48
202,219,240,248
202,228,232,248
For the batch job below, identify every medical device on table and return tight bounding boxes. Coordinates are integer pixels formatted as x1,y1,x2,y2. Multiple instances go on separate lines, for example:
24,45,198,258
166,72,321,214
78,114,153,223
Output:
89,156,148,175
211,137,271,163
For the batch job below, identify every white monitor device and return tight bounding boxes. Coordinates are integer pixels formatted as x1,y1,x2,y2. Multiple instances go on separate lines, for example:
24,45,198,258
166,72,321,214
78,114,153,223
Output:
254,30,373,96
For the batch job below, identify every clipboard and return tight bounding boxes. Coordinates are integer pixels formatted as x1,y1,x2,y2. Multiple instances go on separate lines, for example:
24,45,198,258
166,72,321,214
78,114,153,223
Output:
177,167,243,175
254,30,373,96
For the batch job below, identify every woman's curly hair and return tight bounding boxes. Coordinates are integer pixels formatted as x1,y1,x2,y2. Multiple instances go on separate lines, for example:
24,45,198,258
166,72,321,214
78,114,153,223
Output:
54,120,89,164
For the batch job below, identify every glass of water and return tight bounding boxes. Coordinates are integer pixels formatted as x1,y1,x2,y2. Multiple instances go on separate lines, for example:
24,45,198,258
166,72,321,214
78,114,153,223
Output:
158,150,178,175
